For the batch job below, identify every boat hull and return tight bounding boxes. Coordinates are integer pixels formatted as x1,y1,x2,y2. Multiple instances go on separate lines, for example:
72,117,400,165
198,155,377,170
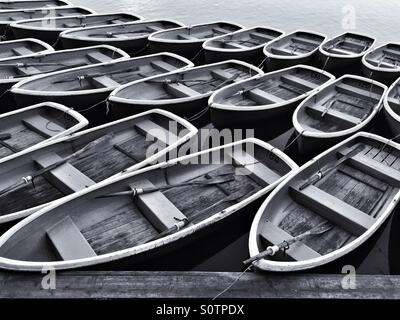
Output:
150,41,202,62
362,65,400,86
12,27,60,46
264,53,318,72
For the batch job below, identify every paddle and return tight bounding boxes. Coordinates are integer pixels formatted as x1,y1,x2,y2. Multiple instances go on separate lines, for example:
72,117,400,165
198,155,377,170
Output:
243,221,333,266
298,144,365,191
95,175,236,199
0,134,114,197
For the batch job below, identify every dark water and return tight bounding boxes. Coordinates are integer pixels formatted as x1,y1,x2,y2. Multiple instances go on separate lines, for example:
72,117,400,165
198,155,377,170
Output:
2,0,400,276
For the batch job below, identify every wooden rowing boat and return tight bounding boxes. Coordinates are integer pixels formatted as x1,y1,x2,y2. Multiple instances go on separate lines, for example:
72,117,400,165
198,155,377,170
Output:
263,30,326,71
0,0,71,11
362,42,400,85
0,138,297,270
209,65,335,136
0,6,95,34
59,19,184,54
319,32,375,74
0,102,87,163
248,132,400,272
10,13,143,45
293,75,387,156
0,38,53,60
0,45,128,96
108,60,262,121
10,52,193,125
148,21,243,61
383,77,400,140
203,26,284,64
0,109,197,224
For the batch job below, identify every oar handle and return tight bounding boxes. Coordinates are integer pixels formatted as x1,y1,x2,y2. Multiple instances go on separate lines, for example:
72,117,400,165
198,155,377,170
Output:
243,245,279,266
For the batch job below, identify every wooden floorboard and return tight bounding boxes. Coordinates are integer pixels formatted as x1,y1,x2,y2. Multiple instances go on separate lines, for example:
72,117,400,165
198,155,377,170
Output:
0,271,399,299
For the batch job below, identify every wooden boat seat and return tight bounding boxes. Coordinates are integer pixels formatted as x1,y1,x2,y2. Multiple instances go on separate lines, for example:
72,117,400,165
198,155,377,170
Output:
133,179,188,232
17,65,41,76
35,152,96,194
387,97,400,110
383,48,400,58
212,27,233,35
249,31,274,42
367,59,397,69
211,68,239,81
281,74,318,91
338,147,400,187
247,88,285,104
223,42,247,50
292,36,321,47
47,216,96,260
306,103,360,127
165,82,200,98
22,114,65,138
259,220,321,261
12,47,33,56
86,51,114,64
328,47,353,55
150,60,177,72
63,22,80,28
335,83,382,102
134,118,179,145
270,47,297,56
177,33,197,40
225,149,281,186
147,25,163,33
91,75,120,88
289,185,375,236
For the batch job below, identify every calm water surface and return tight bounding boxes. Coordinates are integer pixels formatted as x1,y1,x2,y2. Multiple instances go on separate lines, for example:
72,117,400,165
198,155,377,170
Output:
39,1,400,274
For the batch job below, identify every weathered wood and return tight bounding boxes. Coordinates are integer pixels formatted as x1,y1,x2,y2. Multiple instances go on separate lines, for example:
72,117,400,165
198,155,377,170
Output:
247,88,284,104
281,74,318,91
135,119,178,145
12,47,33,56
165,83,200,98
0,271,399,299
22,114,65,138
292,36,321,46
306,103,360,127
91,75,120,88
150,60,176,73
335,83,381,102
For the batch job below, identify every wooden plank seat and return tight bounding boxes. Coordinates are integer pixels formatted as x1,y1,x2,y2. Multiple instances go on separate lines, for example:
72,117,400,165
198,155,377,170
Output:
338,147,400,187
367,59,398,69
35,152,96,194
86,51,114,64
63,22,80,28
382,49,400,59
223,42,247,50
147,25,163,33
387,97,400,110
211,68,239,81
132,179,188,232
47,216,96,260
249,31,274,42
306,103,361,127
328,47,354,55
22,114,65,138
177,33,197,40
225,149,281,186
150,60,177,72
335,83,382,102
165,82,200,99
259,220,321,261
292,36,321,47
281,74,318,91
17,65,41,76
91,75,120,88
212,27,233,35
289,185,375,236
134,118,179,145
12,47,33,56
270,47,298,56
247,88,285,104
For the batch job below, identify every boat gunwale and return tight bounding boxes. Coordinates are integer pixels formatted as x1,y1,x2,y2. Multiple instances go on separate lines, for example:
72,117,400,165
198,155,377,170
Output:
292,74,388,139
147,20,244,45
383,76,400,124
263,29,327,60
10,52,193,97
108,59,263,106
0,108,198,225
319,31,376,59
208,64,335,112
361,41,400,73
9,12,144,32
202,25,285,53
0,137,298,271
58,19,185,42
248,131,400,272
0,44,130,84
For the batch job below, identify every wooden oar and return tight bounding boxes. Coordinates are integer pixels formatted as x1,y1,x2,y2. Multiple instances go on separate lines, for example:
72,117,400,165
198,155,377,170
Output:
0,134,114,197
298,144,365,191
243,221,333,266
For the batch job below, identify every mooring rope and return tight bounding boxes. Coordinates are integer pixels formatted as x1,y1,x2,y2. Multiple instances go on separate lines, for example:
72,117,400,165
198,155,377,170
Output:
127,43,150,56
190,47,205,62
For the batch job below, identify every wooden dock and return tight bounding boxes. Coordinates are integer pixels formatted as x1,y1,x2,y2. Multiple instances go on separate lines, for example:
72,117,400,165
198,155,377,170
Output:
0,271,399,299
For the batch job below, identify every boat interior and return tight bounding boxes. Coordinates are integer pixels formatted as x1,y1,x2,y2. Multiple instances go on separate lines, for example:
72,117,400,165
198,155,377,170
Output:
0,0,69,10
386,80,400,115
0,105,81,160
16,55,190,92
364,43,400,69
114,62,259,101
213,66,332,107
297,77,385,133
0,47,125,80
265,31,325,57
0,112,188,217
1,7,93,22
0,40,49,59
205,27,283,50
255,135,400,262
0,141,293,262
66,21,182,39
150,22,242,41
13,14,140,29
322,33,374,56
